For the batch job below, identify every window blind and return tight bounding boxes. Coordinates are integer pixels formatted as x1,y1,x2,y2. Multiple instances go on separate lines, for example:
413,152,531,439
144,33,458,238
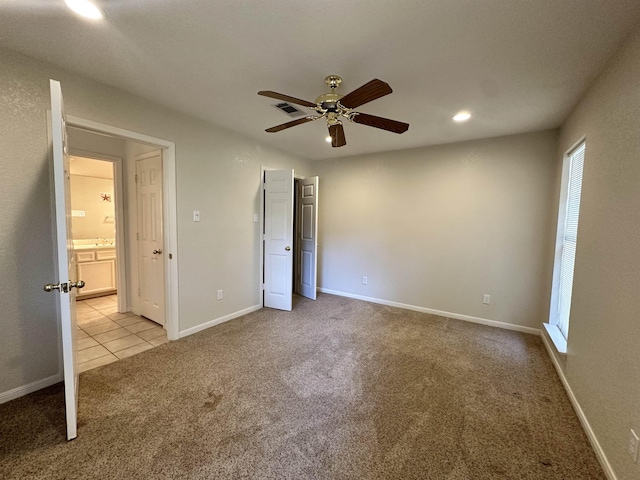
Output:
556,142,585,338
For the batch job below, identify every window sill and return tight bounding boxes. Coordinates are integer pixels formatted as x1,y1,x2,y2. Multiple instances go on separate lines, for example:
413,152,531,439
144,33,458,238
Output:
543,323,567,354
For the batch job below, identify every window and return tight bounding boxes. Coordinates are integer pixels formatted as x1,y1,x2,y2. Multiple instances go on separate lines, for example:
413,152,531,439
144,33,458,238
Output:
545,140,585,353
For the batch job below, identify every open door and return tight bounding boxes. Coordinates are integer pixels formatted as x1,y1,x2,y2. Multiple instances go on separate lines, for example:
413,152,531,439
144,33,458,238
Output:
263,169,294,311
44,79,84,440
296,177,319,300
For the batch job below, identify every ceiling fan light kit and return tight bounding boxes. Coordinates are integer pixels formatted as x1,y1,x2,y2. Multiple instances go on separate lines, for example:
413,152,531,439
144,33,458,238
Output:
258,75,409,148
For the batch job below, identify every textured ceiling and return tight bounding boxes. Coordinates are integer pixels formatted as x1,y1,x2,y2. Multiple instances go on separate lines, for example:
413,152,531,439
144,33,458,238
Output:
1,1,639,160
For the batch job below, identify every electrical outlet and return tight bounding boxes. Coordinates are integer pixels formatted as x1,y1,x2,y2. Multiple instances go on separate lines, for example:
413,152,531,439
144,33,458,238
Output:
483,294,491,305
217,289,223,301
629,429,639,463
362,276,368,285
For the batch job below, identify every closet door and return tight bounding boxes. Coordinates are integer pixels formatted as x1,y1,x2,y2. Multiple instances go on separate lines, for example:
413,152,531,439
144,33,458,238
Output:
297,176,318,300
263,169,294,311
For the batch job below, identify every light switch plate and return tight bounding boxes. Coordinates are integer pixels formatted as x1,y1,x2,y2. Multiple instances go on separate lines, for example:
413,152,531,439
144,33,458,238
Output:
193,210,200,222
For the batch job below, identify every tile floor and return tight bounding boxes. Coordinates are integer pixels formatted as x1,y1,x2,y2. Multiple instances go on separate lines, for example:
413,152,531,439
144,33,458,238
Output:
76,295,168,373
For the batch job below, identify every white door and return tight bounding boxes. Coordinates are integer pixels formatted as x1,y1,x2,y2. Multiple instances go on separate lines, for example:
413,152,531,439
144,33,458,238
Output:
46,79,83,440
136,153,166,325
264,169,294,311
297,177,319,300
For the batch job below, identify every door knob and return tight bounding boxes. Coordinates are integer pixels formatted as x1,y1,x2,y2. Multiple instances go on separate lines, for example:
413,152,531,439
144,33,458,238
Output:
69,280,85,290
285,246,291,251
153,249,162,254
44,283,67,293
44,280,85,292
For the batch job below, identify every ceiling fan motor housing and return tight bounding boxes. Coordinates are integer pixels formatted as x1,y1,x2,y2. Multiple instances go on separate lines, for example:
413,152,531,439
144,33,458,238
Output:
315,92,343,112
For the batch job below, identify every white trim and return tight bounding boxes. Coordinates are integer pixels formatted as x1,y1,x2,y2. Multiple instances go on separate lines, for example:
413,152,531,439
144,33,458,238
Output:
66,116,180,341
318,288,541,335
566,134,588,158
543,322,567,353
540,332,617,480
179,305,262,338
0,373,63,405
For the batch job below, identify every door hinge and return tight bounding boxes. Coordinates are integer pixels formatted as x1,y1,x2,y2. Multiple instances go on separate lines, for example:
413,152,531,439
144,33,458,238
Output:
135,174,138,183
136,232,139,241
138,288,141,297
261,283,265,291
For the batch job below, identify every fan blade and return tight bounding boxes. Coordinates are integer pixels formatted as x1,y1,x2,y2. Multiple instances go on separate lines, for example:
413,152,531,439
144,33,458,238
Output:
329,123,346,147
352,113,409,134
265,117,316,133
258,91,316,108
339,79,393,109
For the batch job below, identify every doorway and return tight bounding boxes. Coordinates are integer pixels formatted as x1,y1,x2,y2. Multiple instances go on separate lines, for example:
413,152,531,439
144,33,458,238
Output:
66,117,179,341
261,167,318,311
68,155,119,301
66,153,168,372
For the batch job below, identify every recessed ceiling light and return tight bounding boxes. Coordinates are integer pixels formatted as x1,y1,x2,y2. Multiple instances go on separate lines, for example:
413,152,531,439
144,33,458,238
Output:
64,0,105,20
453,111,471,122
325,136,332,143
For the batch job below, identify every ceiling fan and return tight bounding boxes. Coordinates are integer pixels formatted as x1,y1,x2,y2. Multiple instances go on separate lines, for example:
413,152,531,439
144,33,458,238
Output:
258,75,409,147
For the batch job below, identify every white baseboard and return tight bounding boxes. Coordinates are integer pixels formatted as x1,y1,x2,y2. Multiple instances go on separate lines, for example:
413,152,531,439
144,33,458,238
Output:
317,288,541,336
540,332,617,480
179,304,262,338
0,373,63,405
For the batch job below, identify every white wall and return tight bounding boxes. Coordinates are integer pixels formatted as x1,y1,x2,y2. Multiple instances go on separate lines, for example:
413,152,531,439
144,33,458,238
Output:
0,46,311,397
544,23,640,480
313,130,559,330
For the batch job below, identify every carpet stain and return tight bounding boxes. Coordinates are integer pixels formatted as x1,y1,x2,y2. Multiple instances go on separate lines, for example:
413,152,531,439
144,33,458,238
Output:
204,394,223,411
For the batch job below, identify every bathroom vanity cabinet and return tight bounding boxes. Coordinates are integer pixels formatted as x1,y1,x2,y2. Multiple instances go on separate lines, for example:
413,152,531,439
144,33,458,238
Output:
75,246,117,298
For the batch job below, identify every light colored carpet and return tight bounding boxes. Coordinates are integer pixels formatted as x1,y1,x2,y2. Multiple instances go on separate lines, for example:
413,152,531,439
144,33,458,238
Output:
0,293,604,479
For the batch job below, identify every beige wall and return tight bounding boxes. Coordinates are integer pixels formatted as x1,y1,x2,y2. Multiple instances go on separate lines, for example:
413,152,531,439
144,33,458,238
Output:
313,130,559,330
544,24,640,480
0,46,310,396
70,175,116,240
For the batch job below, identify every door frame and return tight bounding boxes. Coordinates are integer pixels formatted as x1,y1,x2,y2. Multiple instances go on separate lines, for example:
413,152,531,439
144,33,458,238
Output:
259,166,305,308
67,115,180,341
67,149,126,313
